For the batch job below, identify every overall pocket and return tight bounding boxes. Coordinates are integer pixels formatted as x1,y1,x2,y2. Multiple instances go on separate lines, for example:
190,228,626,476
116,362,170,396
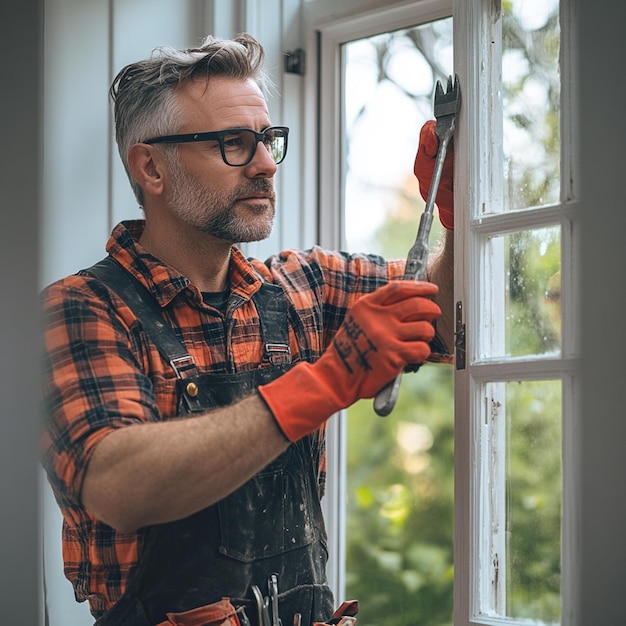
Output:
217,444,318,562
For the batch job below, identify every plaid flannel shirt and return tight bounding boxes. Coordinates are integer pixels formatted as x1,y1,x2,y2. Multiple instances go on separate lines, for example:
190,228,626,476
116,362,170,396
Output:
40,219,407,613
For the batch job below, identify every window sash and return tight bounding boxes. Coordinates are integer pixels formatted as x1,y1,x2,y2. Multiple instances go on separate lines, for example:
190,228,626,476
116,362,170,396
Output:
454,0,579,624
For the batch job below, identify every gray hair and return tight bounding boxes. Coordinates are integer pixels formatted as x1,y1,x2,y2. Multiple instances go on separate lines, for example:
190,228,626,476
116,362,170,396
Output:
110,32,270,204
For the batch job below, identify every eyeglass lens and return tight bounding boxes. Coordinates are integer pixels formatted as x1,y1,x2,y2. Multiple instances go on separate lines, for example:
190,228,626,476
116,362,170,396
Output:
223,128,287,166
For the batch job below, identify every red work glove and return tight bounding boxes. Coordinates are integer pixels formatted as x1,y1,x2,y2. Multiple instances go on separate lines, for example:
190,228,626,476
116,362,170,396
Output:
258,281,441,442
413,120,455,229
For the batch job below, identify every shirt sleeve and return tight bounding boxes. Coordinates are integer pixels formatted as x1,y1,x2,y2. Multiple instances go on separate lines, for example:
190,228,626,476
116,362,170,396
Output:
40,276,162,508
260,246,451,363
304,248,452,363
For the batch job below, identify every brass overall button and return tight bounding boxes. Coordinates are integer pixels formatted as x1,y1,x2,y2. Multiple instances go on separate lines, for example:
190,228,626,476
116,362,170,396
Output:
186,382,199,397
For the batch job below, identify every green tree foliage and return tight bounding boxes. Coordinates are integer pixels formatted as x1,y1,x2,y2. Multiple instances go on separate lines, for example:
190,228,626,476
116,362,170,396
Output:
505,380,562,621
506,228,561,356
346,365,454,626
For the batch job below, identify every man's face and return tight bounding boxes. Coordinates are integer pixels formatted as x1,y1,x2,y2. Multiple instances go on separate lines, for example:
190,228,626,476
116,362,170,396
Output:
164,76,278,244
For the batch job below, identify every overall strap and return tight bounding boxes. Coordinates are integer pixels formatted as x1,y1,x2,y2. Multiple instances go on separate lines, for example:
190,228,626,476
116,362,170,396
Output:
86,256,292,373
87,256,197,379
251,276,292,365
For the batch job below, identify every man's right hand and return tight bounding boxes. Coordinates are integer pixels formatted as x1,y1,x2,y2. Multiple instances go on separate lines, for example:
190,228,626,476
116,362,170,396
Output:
258,280,441,442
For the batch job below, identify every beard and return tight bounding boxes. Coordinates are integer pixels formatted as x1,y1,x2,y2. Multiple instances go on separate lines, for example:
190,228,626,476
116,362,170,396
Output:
166,156,276,243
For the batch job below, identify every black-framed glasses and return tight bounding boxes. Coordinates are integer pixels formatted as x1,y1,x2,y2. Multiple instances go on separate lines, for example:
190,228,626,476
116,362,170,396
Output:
144,125,289,167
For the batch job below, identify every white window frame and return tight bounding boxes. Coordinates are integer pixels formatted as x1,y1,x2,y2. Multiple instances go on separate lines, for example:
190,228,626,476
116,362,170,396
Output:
306,0,580,623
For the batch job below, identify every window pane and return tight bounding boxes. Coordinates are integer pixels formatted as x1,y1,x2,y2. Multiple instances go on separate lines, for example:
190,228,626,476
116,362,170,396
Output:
482,226,561,359
344,20,453,254
502,0,560,211
505,380,562,623
479,380,562,624
343,19,454,626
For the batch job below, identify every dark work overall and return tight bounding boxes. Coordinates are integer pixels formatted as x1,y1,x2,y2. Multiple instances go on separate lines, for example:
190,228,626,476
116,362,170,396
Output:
88,257,335,626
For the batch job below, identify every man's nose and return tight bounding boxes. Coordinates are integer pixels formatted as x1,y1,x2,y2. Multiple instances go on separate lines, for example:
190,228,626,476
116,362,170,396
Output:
245,140,278,177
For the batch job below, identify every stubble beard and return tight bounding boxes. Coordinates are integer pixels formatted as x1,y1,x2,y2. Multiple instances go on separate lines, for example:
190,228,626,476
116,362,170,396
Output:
167,159,276,244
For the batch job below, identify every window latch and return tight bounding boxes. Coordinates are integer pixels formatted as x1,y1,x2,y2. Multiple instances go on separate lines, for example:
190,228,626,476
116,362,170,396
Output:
284,48,305,75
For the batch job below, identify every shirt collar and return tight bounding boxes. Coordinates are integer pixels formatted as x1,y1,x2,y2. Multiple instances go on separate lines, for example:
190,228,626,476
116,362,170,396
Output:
106,219,264,308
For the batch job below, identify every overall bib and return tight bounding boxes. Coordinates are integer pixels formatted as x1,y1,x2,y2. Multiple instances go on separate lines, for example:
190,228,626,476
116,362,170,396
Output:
88,257,334,626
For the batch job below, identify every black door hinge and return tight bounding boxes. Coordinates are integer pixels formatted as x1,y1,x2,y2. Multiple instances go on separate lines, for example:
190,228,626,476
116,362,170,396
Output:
455,300,466,370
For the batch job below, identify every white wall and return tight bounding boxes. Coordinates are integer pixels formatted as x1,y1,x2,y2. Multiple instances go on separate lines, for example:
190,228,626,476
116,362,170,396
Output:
41,0,213,287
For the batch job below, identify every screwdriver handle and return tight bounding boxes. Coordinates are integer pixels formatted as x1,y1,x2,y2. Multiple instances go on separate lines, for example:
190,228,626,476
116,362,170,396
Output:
373,374,403,417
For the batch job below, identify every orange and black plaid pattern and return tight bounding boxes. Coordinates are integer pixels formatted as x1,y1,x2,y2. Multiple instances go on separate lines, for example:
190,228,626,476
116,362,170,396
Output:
40,219,405,614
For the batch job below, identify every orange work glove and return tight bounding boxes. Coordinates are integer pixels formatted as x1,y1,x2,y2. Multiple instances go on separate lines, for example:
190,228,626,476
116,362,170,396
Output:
258,281,441,442
413,120,455,229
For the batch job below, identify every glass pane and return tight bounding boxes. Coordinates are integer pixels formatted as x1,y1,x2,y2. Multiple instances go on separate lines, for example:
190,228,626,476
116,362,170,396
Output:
343,19,454,626
502,0,561,211
484,226,561,358
506,380,562,623
344,20,453,254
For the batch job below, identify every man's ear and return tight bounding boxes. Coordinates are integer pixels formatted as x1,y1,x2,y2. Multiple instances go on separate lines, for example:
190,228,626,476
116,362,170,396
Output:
128,143,167,197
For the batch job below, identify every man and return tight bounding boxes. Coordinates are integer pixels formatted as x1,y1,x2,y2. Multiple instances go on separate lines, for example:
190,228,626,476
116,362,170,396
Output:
40,33,455,626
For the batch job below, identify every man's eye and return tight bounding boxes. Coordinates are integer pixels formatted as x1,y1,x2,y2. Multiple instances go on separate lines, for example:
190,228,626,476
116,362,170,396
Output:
223,134,245,148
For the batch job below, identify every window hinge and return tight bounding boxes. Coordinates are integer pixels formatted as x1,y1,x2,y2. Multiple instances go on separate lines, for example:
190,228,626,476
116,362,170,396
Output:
455,300,466,370
284,48,306,76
